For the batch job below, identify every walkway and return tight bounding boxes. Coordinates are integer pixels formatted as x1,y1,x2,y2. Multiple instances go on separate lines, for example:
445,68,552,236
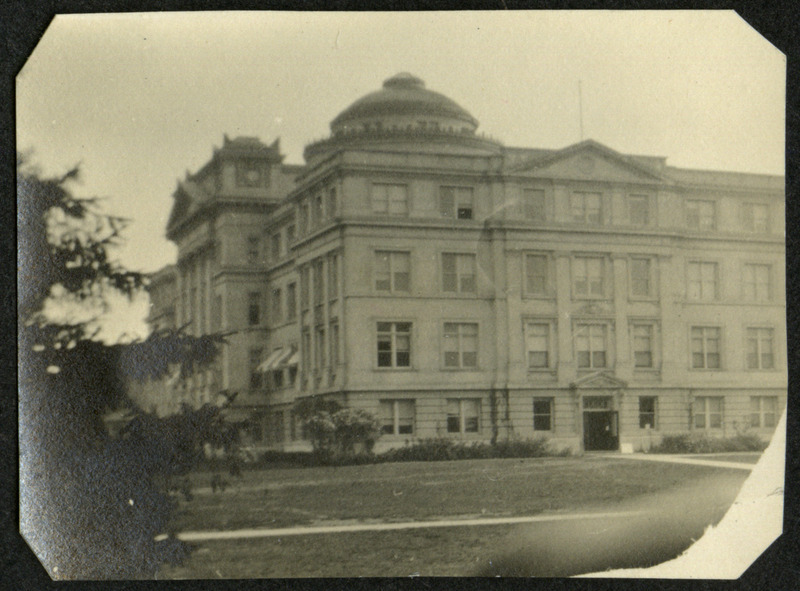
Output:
607,453,755,471
156,510,645,543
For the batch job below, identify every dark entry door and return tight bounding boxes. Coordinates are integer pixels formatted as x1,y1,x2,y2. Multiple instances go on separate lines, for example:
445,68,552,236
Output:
583,411,619,451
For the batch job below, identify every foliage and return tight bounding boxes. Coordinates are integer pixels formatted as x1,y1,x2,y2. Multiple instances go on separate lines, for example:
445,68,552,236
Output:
330,408,382,454
18,156,226,579
650,432,767,454
378,436,568,463
303,408,382,462
253,436,568,467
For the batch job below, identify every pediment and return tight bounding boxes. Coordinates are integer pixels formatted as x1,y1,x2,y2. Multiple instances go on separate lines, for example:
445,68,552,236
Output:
166,180,210,233
570,371,627,390
510,140,668,185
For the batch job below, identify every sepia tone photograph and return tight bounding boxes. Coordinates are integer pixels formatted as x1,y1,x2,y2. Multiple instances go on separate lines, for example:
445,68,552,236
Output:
16,10,787,580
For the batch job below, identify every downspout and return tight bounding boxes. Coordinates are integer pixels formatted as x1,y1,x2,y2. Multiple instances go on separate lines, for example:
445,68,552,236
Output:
490,387,498,445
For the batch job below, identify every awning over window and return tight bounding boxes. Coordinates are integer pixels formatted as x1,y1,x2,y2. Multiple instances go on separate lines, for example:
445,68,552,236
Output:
257,345,299,372
274,346,296,367
284,346,300,367
257,348,285,372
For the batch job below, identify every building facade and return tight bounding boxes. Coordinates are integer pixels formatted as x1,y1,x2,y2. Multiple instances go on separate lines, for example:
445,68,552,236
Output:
146,73,786,453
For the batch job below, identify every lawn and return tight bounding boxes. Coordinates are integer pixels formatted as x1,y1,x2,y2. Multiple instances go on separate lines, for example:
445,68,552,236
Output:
159,456,749,578
166,456,730,532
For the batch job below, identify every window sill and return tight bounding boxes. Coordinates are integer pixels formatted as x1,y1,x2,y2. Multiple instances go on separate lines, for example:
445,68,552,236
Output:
373,367,416,372
441,366,481,372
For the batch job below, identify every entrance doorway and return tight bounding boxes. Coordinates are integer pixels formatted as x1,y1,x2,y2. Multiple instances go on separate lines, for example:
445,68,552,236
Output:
582,395,619,451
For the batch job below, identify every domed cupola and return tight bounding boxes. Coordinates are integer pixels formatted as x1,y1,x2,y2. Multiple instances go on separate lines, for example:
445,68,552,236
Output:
329,72,479,135
304,73,501,162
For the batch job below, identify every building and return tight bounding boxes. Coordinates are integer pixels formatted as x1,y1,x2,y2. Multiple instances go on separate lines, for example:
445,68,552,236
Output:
145,72,786,453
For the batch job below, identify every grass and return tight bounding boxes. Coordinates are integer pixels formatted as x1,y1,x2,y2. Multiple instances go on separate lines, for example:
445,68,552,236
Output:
160,525,518,578
158,456,750,578
166,456,734,533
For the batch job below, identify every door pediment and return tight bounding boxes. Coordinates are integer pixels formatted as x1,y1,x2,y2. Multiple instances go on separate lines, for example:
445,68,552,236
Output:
570,370,627,390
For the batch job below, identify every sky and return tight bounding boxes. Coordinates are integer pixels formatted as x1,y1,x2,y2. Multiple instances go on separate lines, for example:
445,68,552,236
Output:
17,11,785,274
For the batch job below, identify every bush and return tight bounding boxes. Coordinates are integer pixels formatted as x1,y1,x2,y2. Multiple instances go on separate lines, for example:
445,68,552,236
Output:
377,436,568,463
651,432,767,454
331,408,382,454
304,408,382,463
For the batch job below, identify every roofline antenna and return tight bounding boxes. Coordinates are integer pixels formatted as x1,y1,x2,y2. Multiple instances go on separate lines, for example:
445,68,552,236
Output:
578,79,584,142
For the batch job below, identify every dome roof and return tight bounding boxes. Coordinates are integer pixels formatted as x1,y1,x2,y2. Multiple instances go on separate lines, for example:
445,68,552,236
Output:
330,73,479,131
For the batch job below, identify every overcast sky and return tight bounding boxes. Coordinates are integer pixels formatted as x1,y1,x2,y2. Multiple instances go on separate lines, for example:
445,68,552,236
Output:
16,11,785,273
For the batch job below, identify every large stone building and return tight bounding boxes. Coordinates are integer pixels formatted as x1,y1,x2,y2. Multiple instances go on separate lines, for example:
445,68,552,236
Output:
146,72,786,453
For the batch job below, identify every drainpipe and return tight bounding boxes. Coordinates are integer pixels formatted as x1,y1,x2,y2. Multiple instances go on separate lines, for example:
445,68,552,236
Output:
489,387,498,445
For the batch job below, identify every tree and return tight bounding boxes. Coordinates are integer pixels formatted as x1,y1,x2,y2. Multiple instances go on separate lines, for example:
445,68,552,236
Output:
18,154,226,579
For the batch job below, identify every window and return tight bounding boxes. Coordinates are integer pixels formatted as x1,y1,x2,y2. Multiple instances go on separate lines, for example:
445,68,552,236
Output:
330,321,339,369
247,291,261,326
271,232,282,260
212,295,222,331
380,400,415,435
286,283,297,320
523,188,546,221
313,193,324,224
246,235,260,264
533,398,553,431
198,285,206,334
190,287,197,332
375,251,410,292
315,326,326,369
573,256,605,298
686,199,716,230
313,260,324,306
271,288,282,324
691,327,721,369
746,328,774,370
286,221,295,246
628,194,650,226
632,324,654,368
272,367,284,389
750,396,778,428
743,264,771,302
298,203,309,234
377,322,411,368
639,397,657,429
575,324,608,369
687,262,719,301
525,254,548,296
741,203,769,233
300,266,310,311
442,253,476,293
525,322,552,369
372,183,408,215
301,329,311,381
630,258,653,298
327,187,338,218
443,322,478,368
694,396,723,429
439,186,474,219
328,253,338,300
249,348,263,390
570,192,602,224
447,399,480,433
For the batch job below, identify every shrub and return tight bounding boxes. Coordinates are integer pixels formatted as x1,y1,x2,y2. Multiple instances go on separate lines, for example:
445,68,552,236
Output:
651,432,767,454
331,408,382,454
377,436,567,463
303,408,382,463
